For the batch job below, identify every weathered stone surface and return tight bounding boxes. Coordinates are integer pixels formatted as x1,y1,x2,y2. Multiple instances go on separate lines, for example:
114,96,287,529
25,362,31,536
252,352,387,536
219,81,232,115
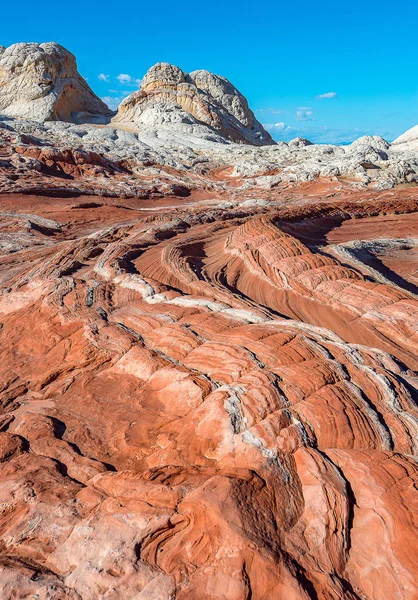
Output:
0,186,417,599
0,43,113,123
2,113,418,197
112,62,274,146
0,41,417,600
393,123,418,147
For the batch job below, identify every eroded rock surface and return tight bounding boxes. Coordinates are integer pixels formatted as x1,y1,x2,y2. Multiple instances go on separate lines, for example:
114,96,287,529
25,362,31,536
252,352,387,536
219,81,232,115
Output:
112,62,274,146
0,186,417,599
0,42,417,600
1,117,418,200
0,43,113,123
393,124,418,149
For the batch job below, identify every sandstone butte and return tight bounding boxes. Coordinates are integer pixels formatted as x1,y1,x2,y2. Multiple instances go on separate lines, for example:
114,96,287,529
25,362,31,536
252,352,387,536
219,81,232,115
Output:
0,41,417,600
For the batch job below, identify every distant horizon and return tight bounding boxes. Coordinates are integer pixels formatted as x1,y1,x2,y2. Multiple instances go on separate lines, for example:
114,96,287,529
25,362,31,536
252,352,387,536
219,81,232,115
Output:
2,0,417,145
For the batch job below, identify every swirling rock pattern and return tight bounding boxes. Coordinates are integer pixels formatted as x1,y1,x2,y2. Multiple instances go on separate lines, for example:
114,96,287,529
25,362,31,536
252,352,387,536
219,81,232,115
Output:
0,186,417,599
0,40,417,600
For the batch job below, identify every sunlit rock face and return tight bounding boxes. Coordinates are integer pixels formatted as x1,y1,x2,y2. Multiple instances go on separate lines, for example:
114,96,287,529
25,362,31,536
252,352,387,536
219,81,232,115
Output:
0,42,113,123
113,62,274,146
393,124,418,147
1,41,418,600
0,187,418,598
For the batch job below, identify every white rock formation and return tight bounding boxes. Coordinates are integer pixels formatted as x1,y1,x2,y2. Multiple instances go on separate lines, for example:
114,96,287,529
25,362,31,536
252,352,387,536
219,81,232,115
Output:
288,137,313,148
0,43,113,123
112,62,274,146
393,125,418,148
1,42,417,191
3,113,418,191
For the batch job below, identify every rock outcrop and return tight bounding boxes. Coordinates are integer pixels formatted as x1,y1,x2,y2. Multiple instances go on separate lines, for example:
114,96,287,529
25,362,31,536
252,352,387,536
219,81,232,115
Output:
1,116,418,199
0,42,113,123
393,124,418,147
0,189,417,599
112,62,274,146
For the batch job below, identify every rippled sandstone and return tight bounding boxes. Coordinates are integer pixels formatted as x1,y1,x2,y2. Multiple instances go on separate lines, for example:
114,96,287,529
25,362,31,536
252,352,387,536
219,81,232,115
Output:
0,187,417,599
0,41,417,600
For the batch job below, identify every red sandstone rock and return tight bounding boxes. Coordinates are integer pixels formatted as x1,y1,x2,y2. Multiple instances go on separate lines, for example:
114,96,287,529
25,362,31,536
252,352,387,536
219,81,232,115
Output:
0,185,417,599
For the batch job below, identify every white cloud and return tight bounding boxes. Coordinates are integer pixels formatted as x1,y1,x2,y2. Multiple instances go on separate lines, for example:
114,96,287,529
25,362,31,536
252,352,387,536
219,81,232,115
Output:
98,73,110,82
316,91,338,100
263,122,296,134
296,108,314,121
256,108,287,115
116,73,142,87
117,73,132,84
264,122,286,130
101,96,121,110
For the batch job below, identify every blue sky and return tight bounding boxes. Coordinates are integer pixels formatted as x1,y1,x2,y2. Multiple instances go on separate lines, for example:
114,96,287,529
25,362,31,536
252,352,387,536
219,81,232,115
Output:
2,0,418,143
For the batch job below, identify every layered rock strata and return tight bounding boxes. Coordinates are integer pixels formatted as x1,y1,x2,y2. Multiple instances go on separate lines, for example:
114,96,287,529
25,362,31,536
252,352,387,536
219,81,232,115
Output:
1,117,418,199
0,40,417,600
0,188,417,599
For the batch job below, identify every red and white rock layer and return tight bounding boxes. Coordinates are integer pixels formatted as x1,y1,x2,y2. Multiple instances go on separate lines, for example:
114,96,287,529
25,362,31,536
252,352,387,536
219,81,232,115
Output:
0,40,417,600
0,187,417,599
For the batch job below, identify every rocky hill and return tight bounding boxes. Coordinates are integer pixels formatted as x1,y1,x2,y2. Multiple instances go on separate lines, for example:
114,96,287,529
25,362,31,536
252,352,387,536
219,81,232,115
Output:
0,42,113,123
112,62,274,145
